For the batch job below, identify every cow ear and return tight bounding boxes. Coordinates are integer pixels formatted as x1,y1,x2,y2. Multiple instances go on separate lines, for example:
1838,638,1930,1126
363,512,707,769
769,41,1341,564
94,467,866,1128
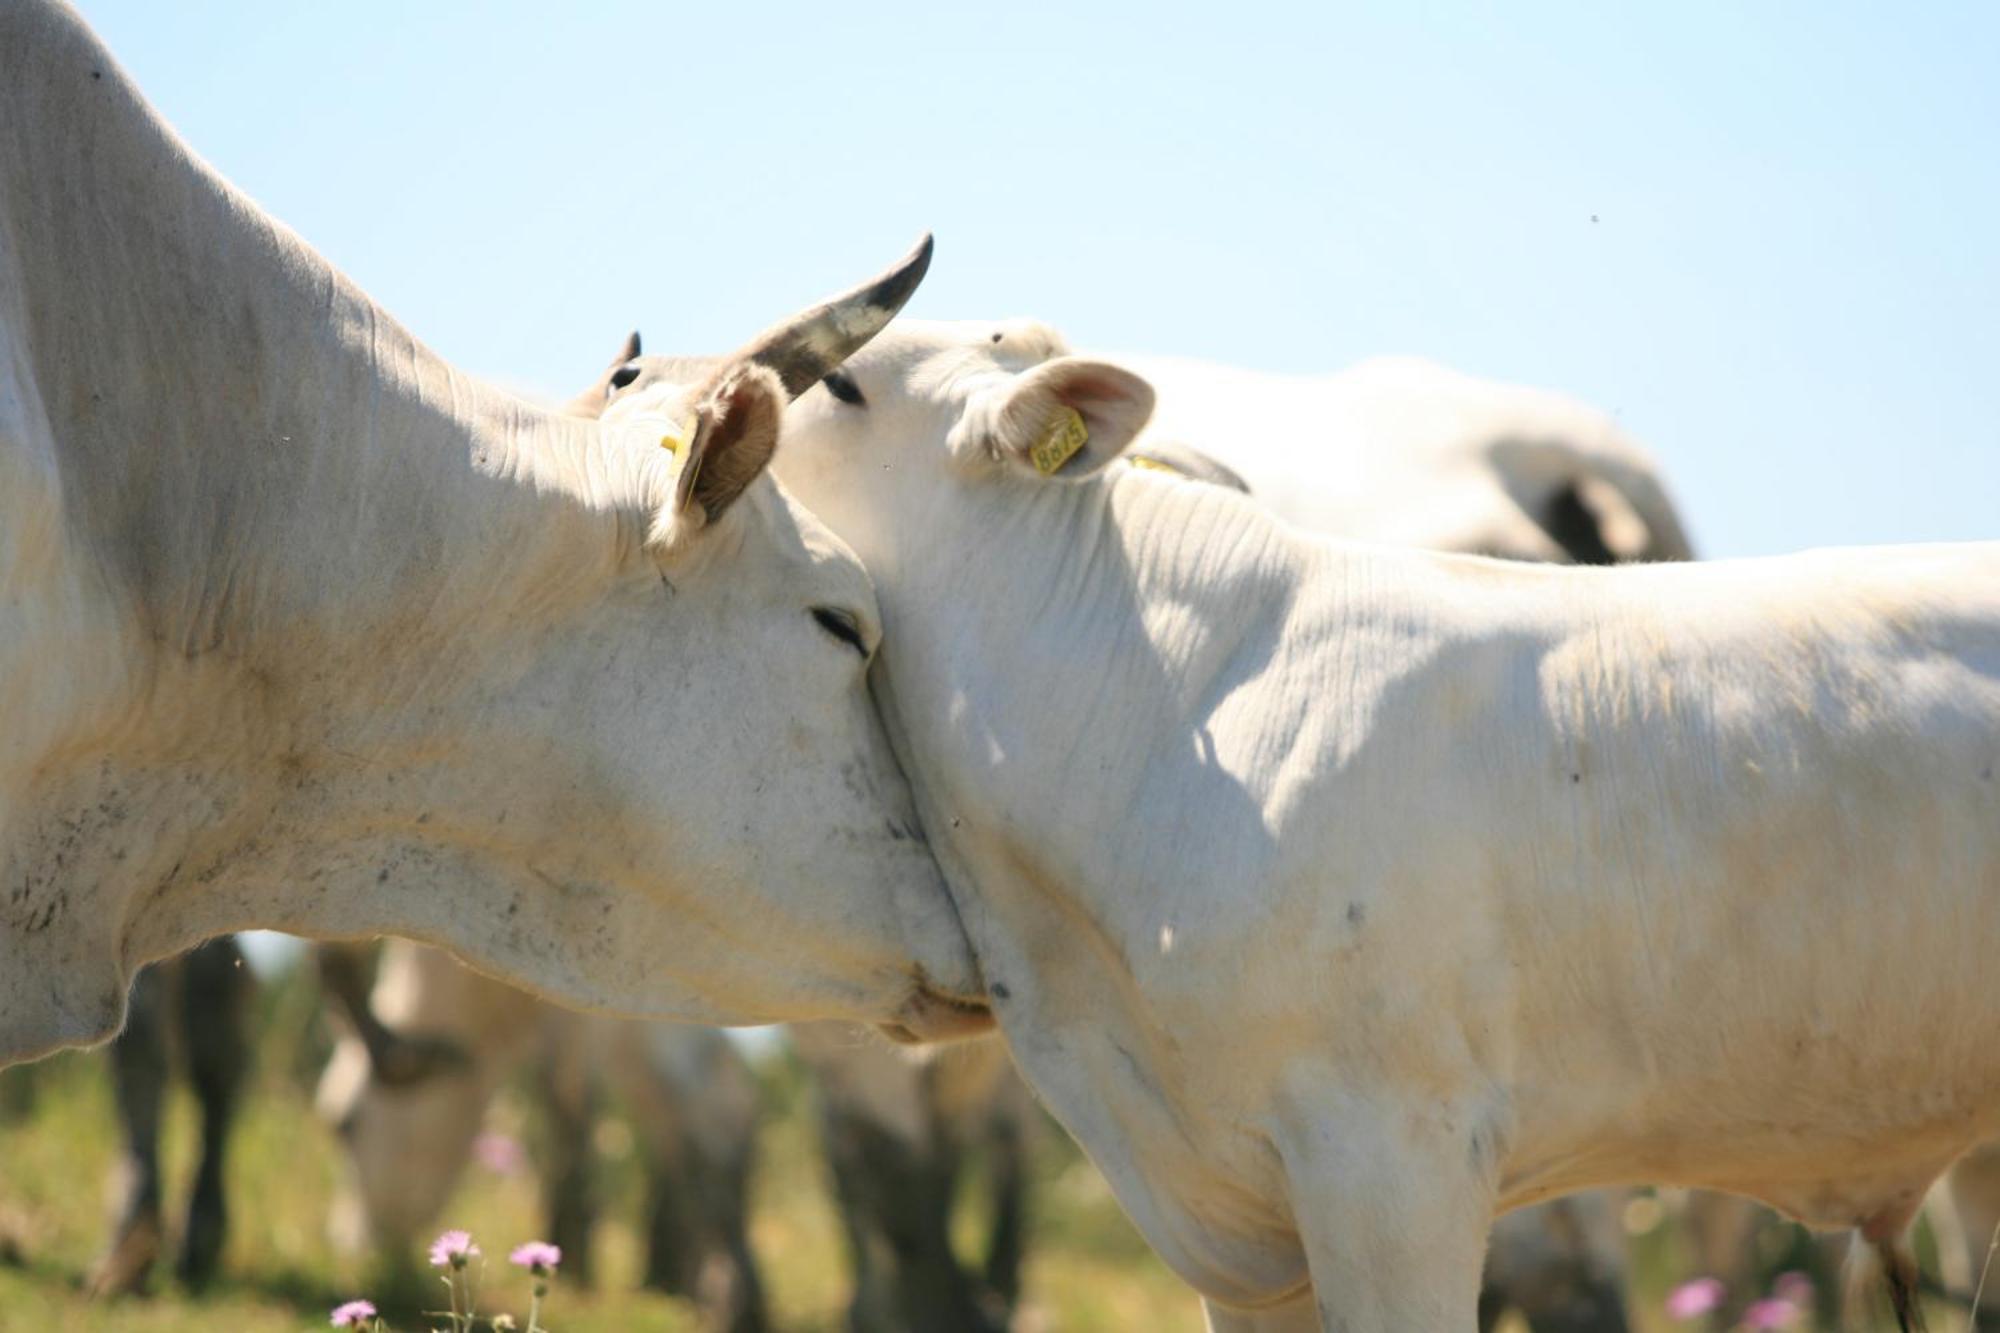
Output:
564,330,644,419
1564,475,1655,563
674,364,783,524
961,357,1154,480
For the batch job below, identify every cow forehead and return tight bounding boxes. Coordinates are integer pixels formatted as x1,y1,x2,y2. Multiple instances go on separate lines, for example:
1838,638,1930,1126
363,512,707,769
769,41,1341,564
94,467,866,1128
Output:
606,375,689,420
608,321,1072,414
605,358,713,414
850,318,1070,380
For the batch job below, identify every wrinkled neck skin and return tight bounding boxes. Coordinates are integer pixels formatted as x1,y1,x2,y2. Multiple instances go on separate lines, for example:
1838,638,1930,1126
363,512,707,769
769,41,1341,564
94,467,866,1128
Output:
0,3,672,1057
862,460,2000,1308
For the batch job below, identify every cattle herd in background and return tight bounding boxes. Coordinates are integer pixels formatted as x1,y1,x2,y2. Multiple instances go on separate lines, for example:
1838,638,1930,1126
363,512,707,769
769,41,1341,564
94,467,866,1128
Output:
8,5,2000,1331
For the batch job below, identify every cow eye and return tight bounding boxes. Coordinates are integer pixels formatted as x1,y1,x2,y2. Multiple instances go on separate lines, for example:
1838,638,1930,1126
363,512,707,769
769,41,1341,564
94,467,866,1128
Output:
608,363,642,394
810,606,869,657
822,371,866,407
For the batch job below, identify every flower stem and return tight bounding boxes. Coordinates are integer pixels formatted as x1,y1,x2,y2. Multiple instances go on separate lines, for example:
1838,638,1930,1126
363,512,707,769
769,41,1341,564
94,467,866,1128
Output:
463,1260,481,1331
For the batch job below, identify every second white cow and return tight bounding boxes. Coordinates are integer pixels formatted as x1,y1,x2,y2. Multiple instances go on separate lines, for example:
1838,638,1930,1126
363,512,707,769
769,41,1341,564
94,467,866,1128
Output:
318,941,768,1330
614,320,2000,1332
1113,350,1689,565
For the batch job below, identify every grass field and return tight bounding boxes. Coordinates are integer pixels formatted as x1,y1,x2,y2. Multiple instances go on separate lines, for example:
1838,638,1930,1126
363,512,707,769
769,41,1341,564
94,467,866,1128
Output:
0,966,1969,1331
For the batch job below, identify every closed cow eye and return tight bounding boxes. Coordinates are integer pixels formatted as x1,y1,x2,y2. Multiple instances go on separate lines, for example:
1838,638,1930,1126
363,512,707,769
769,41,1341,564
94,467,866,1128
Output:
822,371,866,407
811,606,869,658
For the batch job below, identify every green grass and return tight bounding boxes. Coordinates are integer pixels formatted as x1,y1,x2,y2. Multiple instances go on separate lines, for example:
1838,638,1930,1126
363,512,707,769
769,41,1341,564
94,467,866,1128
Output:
0,973,1970,1331
0,971,1200,1332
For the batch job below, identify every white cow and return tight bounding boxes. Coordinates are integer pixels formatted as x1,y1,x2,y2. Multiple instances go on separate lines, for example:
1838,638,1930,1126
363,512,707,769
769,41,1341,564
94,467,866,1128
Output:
589,333,1689,1331
0,1,987,1067
571,340,1036,1333
1113,352,1690,566
1117,348,1691,1333
317,941,768,1331
612,318,2000,1331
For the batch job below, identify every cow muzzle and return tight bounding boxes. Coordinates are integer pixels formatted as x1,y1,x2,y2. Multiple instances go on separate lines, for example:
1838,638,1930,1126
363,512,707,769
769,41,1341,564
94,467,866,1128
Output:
879,975,996,1044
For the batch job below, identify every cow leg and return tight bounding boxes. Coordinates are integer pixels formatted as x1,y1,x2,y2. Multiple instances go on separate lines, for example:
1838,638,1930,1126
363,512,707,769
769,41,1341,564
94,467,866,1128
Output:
1203,1291,1321,1332
536,1025,597,1288
814,1108,892,1332
641,1150,701,1298
1949,1143,2000,1328
658,1139,769,1333
980,1098,1029,1313
708,1165,772,1333
1676,1190,1764,1311
817,1096,991,1333
1480,1195,1632,1333
1276,1091,1493,1332
87,961,170,1297
175,936,249,1288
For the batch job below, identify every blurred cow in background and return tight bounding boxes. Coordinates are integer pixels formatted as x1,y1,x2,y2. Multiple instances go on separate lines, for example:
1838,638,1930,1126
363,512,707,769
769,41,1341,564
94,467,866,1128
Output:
1109,350,1692,567
84,937,251,1297
316,940,768,1333
790,1024,1035,1333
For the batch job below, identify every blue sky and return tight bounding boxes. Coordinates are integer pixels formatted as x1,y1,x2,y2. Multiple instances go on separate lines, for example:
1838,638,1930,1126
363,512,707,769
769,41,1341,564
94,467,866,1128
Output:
84,2,1996,559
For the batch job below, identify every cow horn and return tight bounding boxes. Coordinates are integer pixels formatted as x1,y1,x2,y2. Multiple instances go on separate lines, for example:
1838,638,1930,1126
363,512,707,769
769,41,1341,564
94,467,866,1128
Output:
728,233,933,398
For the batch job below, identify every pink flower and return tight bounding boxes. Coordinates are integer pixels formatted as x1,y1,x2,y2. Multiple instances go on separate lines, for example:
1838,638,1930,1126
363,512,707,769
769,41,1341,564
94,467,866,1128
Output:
330,1298,378,1327
1741,1297,1802,1329
428,1228,480,1268
473,1131,526,1176
1665,1276,1726,1320
1772,1270,1814,1307
510,1240,562,1275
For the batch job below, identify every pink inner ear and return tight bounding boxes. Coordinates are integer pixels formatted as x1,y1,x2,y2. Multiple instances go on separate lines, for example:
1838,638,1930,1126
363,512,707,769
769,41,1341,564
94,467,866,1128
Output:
1057,372,1138,409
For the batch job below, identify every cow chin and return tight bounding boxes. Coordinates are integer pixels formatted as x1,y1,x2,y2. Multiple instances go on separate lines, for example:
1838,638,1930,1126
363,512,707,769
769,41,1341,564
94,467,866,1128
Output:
879,982,997,1045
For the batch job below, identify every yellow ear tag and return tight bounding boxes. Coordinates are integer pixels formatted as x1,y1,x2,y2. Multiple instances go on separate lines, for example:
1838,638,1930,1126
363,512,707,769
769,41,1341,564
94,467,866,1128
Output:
658,414,703,503
1029,406,1089,476
1127,454,1184,478
658,421,689,459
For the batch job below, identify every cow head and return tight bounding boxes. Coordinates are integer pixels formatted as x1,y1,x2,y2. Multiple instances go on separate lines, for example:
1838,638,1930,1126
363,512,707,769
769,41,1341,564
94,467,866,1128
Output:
315,943,530,1258
0,242,994,1066
334,243,993,1040
596,320,1155,575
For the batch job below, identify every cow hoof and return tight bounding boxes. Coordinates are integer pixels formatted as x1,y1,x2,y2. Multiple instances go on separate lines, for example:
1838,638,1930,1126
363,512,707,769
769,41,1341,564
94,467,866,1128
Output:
0,1202,34,1267
85,1213,162,1298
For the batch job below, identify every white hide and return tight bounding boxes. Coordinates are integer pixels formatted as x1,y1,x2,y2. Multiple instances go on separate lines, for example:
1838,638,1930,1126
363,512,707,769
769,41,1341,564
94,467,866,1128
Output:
1113,351,1691,564
687,319,2000,1331
0,1,981,1065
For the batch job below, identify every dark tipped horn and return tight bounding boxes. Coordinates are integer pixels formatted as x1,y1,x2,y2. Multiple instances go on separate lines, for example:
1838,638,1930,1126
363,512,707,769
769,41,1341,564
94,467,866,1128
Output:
729,233,933,398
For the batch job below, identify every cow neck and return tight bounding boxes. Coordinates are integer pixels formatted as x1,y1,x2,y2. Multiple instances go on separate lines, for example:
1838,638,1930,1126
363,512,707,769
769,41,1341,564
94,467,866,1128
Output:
0,3,656,665
866,466,1354,1297
873,460,1326,970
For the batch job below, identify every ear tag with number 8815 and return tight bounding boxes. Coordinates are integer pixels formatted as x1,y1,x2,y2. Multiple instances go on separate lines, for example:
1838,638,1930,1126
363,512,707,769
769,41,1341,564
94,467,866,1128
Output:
1030,407,1089,476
